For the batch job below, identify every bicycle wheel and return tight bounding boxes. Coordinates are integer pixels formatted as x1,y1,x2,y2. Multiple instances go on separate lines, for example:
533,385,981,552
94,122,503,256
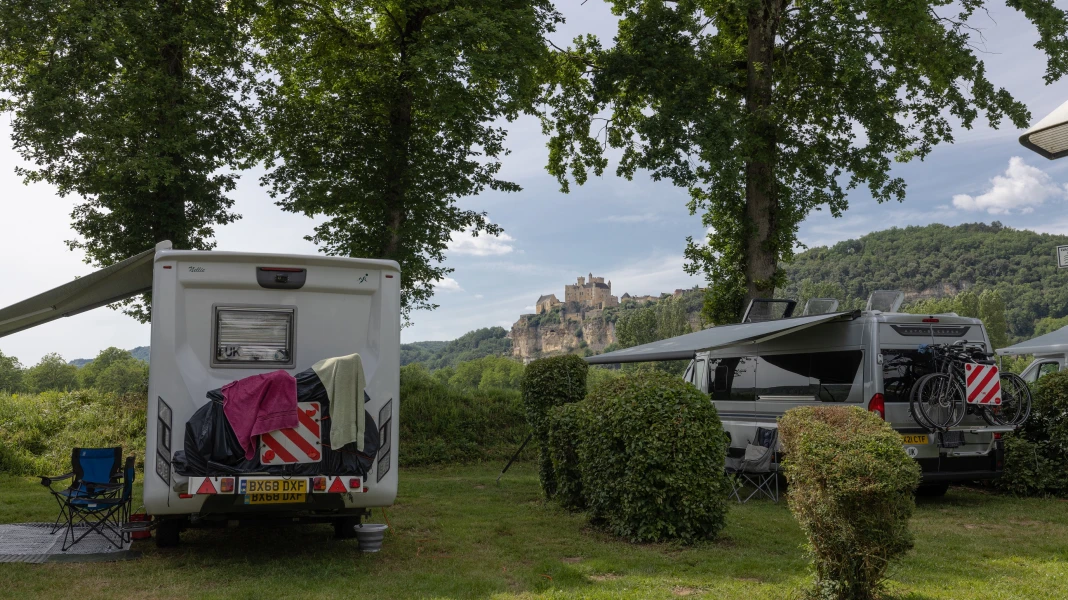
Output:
911,373,966,430
981,372,1032,427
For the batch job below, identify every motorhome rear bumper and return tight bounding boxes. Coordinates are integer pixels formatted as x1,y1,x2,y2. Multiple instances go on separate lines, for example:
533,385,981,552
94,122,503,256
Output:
915,440,1004,483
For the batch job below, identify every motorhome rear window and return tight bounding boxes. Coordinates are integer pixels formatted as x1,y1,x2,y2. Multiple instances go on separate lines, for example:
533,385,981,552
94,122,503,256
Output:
881,349,934,403
213,307,295,368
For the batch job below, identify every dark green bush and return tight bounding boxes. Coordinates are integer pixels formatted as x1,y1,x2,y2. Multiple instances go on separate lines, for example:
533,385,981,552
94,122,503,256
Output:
998,371,1068,496
399,364,529,466
778,406,921,600
521,355,587,497
578,372,730,543
546,402,588,511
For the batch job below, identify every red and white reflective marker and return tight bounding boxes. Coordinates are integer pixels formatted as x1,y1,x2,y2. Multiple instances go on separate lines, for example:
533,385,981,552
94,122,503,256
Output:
260,402,322,465
965,364,1002,405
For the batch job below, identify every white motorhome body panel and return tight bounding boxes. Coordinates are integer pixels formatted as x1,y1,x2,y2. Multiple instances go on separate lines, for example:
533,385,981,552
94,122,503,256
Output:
145,250,400,516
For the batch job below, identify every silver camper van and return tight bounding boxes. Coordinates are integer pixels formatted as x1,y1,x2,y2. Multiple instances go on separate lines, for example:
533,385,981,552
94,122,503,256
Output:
0,241,401,545
589,293,1011,494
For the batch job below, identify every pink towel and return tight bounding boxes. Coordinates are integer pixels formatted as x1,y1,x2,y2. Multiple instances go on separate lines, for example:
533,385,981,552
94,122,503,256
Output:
222,370,298,460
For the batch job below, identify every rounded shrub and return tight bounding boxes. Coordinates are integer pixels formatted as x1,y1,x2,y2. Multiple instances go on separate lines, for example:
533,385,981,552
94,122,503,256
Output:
521,355,588,498
778,406,921,600
579,371,730,543
998,371,1068,497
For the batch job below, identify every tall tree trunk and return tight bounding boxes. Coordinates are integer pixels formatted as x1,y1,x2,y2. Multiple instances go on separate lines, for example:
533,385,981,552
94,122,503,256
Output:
744,0,784,302
155,0,187,249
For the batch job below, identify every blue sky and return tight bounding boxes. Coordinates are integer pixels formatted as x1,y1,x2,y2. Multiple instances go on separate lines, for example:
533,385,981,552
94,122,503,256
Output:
2,2,1068,364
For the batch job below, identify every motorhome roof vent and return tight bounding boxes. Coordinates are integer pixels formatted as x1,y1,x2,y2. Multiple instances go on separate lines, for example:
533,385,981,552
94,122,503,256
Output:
802,298,840,316
866,290,905,313
741,298,797,323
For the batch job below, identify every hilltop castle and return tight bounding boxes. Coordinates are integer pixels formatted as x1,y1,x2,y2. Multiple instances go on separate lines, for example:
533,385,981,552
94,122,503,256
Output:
535,273,619,314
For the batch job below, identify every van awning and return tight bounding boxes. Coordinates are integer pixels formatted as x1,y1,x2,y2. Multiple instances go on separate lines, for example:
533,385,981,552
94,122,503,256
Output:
585,311,858,365
996,325,1068,356
0,242,168,339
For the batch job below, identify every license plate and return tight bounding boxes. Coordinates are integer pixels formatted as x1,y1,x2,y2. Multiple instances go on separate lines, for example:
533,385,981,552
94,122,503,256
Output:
242,479,307,494
901,434,929,445
245,492,306,505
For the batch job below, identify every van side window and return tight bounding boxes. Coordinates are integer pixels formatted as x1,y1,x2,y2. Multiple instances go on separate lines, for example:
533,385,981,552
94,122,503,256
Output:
881,349,934,403
755,351,863,402
809,351,864,402
1037,362,1060,381
692,359,708,394
712,357,756,401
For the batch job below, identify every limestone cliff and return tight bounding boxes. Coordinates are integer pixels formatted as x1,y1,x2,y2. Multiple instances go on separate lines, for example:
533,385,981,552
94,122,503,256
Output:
510,308,616,363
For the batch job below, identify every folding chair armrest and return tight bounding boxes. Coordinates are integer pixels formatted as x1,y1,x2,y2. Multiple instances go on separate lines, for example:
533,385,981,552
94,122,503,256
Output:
39,472,74,487
75,480,123,495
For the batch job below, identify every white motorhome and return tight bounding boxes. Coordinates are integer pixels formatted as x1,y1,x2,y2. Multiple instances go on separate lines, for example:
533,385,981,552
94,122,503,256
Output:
587,294,1013,496
997,325,1068,384
0,241,400,546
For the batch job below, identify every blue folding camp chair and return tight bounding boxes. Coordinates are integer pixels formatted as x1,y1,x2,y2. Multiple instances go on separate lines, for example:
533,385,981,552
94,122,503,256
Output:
61,456,136,551
39,447,129,550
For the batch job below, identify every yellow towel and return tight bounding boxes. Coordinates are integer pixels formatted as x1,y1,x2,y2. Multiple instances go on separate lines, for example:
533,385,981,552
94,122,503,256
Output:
312,353,366,451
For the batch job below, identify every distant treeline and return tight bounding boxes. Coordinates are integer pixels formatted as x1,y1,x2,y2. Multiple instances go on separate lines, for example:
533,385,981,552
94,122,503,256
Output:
0,347,147,396
783,222,1068,342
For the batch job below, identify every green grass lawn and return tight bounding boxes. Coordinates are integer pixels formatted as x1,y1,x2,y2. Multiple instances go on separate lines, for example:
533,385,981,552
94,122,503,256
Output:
1,463,1066,599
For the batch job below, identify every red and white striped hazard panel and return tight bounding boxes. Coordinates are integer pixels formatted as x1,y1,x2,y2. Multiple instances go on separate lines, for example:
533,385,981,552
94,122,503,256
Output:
259,402,322,464
964,364,1002,405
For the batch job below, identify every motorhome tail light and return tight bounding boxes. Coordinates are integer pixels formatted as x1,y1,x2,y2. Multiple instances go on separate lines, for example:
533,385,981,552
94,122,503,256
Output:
922,317,940,323
178,493,193,499
349,478,361,490
312,476,327,492
868,393,886,420
155,451,171,485
220,477,235,493
993,432,1003,440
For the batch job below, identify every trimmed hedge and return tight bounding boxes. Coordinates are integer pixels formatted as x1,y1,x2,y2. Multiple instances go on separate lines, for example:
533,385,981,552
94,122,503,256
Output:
779,406,921,600
521,355,588,498
571,372,731,543
399,364,529,466
546,402,587,511
997,371,1068,496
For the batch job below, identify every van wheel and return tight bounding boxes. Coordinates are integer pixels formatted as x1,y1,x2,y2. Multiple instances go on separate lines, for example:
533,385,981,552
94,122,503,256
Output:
916,483,949,497
333,516,361,539
155,519,182,548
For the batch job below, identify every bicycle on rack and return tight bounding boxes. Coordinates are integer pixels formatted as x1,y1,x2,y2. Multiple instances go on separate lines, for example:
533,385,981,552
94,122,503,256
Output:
909,340,1032,431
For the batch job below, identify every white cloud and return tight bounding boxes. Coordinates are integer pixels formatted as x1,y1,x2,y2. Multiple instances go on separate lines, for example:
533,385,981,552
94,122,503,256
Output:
598,213,661,224
952,157,1067,215
447,227,516,256
608,254,704,297
474,294,484,299
437,277,463,292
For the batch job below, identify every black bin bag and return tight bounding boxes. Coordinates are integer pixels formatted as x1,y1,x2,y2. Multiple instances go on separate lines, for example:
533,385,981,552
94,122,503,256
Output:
175,368,379,477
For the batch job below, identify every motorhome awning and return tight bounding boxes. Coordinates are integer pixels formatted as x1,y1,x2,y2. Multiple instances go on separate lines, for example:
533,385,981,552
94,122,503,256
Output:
0,242,168,339
586,311,858,364
996,325,1068,356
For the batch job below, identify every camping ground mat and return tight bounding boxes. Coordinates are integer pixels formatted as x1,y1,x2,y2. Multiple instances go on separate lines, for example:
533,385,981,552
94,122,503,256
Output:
0,522,140,563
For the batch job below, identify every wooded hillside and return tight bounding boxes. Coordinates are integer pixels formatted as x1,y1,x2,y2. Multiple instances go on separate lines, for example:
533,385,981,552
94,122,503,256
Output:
782,222,1068,340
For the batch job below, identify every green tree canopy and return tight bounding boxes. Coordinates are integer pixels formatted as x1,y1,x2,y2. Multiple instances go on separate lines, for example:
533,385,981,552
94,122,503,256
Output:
254,0,561,320
0,350,24,393
543,0,1068,324
24,353,79,393
79,347,139,389
0,0,256,320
